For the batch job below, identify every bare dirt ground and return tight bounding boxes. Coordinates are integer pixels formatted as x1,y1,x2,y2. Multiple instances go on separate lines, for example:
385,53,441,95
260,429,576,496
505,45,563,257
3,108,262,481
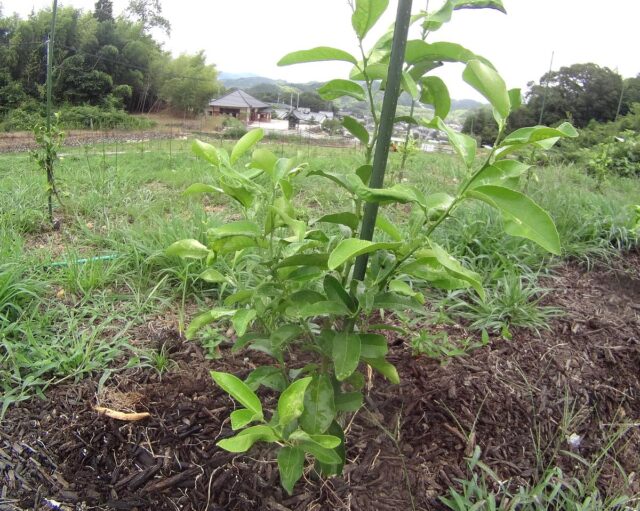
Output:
1,253,639,510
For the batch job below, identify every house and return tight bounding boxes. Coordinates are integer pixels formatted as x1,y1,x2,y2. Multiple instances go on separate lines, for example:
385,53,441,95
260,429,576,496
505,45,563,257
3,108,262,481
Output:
206,90,272,123
285,109,328,129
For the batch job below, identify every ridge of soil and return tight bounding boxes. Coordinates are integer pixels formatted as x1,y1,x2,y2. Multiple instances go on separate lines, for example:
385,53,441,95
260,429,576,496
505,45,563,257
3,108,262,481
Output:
2,255,639,511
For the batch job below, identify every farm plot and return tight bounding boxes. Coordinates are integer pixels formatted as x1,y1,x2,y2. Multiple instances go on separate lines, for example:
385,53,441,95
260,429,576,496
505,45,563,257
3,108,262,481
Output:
0,141,639,510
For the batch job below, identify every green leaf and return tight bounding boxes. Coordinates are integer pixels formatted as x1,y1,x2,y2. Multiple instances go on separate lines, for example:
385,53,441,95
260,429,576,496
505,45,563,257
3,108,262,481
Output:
219,181,255,209
289,430,341,449
363,357,399,384
297,300,351,319
342,116,370,145
276,253,329,269
230,408,260,430
356,164,373,184
430,242,485,300
198,268,228,283
401,71,419,100
332,332,361,381
278,47,358,66
315,212,360,231
375,214,402,241
278,377,313,427
423,192,455,219
508,88,522,110
421,0,453,32
300,441,342,465
324,275,358,313
299,375,336,434
405,41,480,66
468,159,530,189
420,76,450,120
452,0,506,13
334,391,363,412
314,421,346,476
389,279,425,304
209,220,261,239
270,324,305,348
230,129,264,164
250,148,278,174
372,292,425,313
463,59,510,121
500,122,578,146
328,239,400,270
192,139,219,166
183,183,222,196
278,446,305,496
436,117,476,168
352,0,389,39
217,425,277,453
166,239,210,259
186,308,235,339
359,333,388,359
245,366,287,392
232,309,257,337
270,206,306,241
318,79,366,101
211,371,263,419
467,185,561,254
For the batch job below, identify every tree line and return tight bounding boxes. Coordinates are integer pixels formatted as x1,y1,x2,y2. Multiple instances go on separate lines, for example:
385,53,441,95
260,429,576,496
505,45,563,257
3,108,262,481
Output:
0,0,222,121
463,63,640,145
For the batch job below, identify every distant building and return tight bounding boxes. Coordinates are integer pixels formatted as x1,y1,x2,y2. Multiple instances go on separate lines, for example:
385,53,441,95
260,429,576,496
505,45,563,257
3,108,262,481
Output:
285,110,328,129
206,90,271,123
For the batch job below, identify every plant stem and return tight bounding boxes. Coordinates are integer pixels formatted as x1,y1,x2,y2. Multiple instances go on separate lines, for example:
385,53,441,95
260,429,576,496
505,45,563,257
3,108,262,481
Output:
353,0,414,283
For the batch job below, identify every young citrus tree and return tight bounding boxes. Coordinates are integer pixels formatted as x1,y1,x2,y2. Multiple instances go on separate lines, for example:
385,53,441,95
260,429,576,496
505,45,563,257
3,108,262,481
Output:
167,0,577,494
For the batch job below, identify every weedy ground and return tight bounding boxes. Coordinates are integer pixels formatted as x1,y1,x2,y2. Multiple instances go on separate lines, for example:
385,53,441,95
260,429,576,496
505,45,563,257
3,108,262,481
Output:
0,138,639,510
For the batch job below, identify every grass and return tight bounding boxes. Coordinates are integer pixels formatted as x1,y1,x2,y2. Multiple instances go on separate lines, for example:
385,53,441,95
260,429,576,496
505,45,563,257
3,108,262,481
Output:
0,137,639,504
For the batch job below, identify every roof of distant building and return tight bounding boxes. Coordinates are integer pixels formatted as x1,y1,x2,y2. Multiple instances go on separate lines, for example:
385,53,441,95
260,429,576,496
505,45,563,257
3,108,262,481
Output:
209,90,270,108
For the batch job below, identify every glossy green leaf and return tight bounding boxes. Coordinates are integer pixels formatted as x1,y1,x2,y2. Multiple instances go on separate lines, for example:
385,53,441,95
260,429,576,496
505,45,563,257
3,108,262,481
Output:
217,425,277,453
209,220,261,239
468,185,561,254
318,79,366,101
166,239,210,259
405,41,479,66
300,441,342,465
436,117,476,168
250,148,278,174
508,88,522,110
323,275,358,312
210,235,259,254
270,324,305,348
356,164,373,184
334,391,364,412
297,300,351,319
349,62,388,81
363,357,400,384
230,128,264,164
352,0,389,39
199,268,227,283
278,446,305,496
372,292,425,313
332,332,361,381
328,239,400,270
389,280,425,303
359,333,388,359
276,253,330,269
342,116,370,145
420,76,450,120
245,366,287,392
186,308,236,339
500,122,578,146
421,0,453,32
315,212,360,231
430,242,485,300
468,159,530,189
211,371,263,418
192,139,219,166
289,430,341,449
230,408,260,430
299,375,336,434
314,421,345,476
278,377,313,427
375,214,402,241
219,181,255,209
463,59,510,121
453,0,506,13
278,47,358,66
423,192,455,219
183,183,222,196
401,71,419,100
232,309,257,337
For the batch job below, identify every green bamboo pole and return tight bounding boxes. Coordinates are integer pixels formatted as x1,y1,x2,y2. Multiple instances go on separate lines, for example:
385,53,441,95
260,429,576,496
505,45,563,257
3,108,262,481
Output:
45,0,59,223
353,0,413,282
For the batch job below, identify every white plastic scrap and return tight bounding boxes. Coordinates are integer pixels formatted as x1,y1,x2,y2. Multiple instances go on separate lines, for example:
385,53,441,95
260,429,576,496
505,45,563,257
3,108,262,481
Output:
567,432,582,449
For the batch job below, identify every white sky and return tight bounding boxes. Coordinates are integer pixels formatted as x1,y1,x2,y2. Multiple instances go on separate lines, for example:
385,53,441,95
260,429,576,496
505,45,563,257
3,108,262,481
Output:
3,0,640,101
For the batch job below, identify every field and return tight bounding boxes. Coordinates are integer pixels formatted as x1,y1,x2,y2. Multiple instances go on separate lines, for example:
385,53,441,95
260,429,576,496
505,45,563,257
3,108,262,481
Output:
1,138,639,510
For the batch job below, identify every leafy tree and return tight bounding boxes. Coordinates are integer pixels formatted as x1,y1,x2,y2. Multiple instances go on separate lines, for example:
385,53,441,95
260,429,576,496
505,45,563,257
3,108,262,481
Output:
126,0,170,35
159,51,221,115
94,0,113,23
462,107,498,146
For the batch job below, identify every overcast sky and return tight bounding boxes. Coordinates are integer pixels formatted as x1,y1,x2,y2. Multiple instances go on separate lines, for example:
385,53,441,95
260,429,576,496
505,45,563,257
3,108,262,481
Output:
3,0,639,100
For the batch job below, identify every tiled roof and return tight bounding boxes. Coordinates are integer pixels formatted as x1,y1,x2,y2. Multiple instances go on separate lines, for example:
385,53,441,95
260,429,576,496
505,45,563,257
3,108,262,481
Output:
209,90,269,108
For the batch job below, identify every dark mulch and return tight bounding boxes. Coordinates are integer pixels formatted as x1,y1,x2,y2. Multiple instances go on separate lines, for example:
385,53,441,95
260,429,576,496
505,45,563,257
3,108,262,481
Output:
2,254,639,510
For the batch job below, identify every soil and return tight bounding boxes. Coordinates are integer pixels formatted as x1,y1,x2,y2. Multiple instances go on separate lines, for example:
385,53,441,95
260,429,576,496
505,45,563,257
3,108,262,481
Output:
1,254,639,511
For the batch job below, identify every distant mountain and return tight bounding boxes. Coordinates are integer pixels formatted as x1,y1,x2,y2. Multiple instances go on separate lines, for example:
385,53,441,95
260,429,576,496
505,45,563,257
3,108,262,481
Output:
218,72,262,81
220,75,281,89
451,98,484,110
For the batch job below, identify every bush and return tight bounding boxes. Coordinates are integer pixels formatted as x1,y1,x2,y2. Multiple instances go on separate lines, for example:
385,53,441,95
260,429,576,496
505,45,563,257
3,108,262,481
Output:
221,116,247,138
